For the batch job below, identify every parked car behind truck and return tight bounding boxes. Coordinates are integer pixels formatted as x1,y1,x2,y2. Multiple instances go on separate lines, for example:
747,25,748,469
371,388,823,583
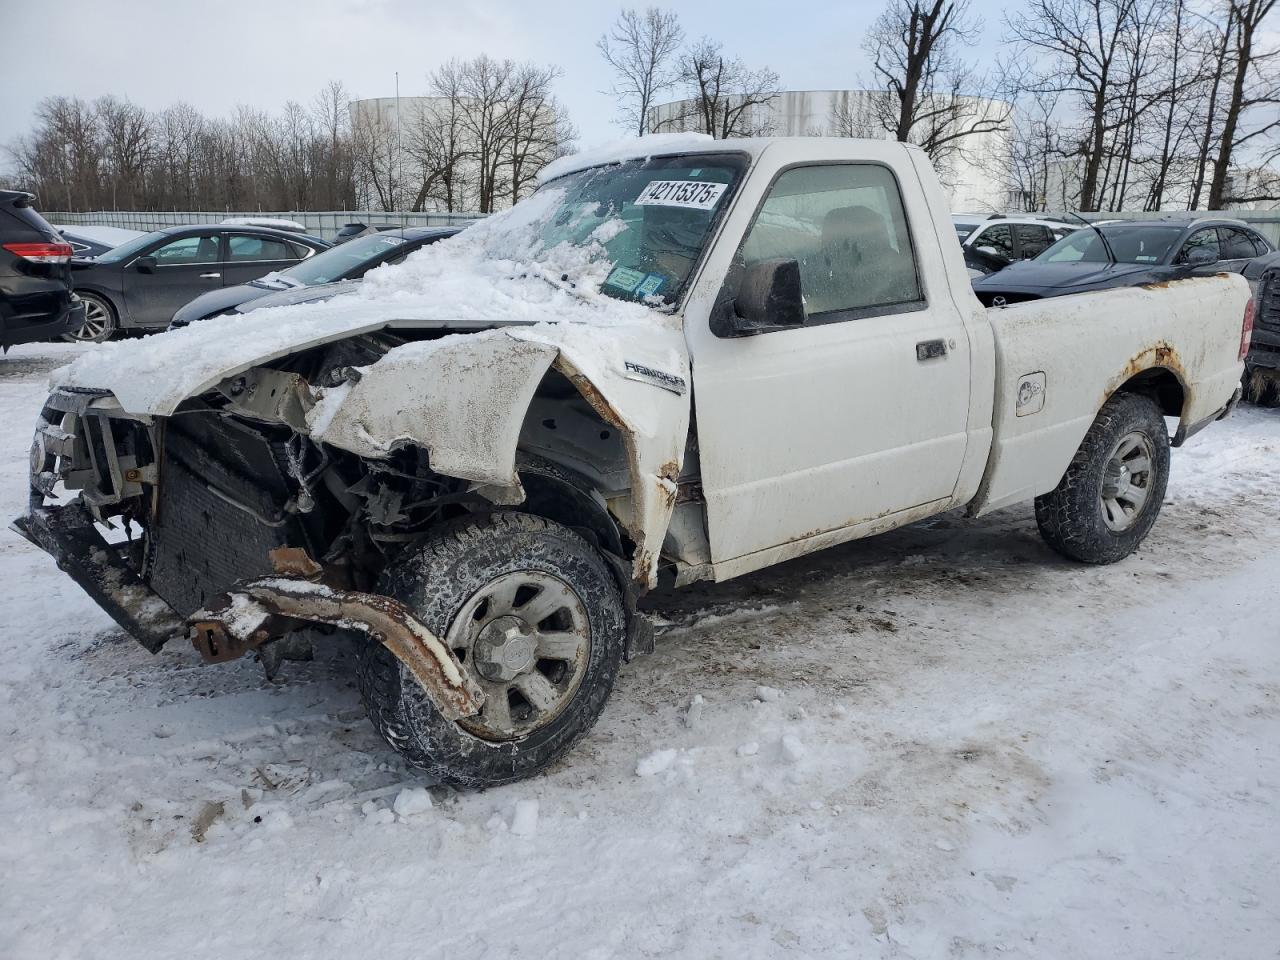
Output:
1,191,85,350
169,226,460,329
16,135,1252,786
66,224,330,342
972,218,1277,306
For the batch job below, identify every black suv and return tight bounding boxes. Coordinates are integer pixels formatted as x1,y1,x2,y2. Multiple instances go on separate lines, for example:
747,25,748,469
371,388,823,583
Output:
1,191,85,350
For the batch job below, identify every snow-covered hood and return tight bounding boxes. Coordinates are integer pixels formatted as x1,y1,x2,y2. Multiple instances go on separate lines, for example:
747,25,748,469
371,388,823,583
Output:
51,189,682,418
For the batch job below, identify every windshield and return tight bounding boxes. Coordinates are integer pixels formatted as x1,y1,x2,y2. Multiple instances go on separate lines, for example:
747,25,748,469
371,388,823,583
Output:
280,232,411,286
94,230,168,263
953,221,980,240
1036,224,1184,265
482,153,747,307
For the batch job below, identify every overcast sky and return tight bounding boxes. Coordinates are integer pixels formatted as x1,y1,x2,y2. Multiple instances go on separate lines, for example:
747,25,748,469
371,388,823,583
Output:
1,0,1012,154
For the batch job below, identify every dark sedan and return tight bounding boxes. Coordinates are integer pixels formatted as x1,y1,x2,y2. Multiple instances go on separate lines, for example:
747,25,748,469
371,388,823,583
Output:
169,226,460,329
972,218,1278,307
67,225,330,341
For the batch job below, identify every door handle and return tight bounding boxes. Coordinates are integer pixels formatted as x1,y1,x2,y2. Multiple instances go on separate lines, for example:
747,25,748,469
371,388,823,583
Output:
916,339,947,361
199,272,221,279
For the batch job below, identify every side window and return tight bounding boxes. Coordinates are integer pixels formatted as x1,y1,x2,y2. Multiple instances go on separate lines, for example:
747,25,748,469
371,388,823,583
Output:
1218,227,1265,260
1178,228,1220,264
151,234,219,265
738,163,923,320
1015,224,1053,258
286,240,316,260
1251,231,1274,256
975,223,1014,258
227,234,299,263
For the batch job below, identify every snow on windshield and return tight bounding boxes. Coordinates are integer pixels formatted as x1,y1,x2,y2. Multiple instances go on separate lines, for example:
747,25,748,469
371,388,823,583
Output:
52,158,737,414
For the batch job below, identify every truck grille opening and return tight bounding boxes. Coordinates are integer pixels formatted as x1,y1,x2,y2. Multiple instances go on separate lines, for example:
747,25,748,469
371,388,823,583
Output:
146,414,310,616
1257,269,1280,333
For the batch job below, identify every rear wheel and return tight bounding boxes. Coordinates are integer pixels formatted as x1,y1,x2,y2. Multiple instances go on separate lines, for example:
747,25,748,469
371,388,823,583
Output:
357,512,626,787
1035,392,1170,564
63,292,117,343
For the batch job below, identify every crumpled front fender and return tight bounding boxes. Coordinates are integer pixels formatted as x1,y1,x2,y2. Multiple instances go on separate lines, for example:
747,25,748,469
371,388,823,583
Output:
306,323,691,587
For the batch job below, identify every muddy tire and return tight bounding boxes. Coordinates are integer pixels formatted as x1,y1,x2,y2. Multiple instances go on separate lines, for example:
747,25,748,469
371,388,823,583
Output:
356,512,626,787
1035,392,1170,564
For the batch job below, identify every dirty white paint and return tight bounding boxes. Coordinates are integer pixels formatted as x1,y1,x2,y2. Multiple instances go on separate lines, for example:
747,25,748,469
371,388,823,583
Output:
972,272,1250,515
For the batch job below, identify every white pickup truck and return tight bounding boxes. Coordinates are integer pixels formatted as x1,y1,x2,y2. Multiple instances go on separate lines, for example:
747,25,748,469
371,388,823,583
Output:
17,135,1253,786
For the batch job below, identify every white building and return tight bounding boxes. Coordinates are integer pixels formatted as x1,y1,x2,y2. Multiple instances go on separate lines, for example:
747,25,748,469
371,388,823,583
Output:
649,89,1014,213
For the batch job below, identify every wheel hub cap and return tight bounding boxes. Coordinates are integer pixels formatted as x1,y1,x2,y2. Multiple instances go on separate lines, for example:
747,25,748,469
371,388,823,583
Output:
472,616,537,682
1100,431,1155,532
443,569,592,741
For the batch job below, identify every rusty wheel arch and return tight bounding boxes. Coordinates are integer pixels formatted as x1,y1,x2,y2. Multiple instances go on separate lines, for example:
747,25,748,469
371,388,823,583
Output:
1113,365,1187,420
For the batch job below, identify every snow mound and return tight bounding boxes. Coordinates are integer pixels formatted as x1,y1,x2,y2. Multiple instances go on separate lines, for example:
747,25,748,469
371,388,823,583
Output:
537,133,716,184
221,217,306,232
636,748,678,777
392,787,433,819
510,799,539,837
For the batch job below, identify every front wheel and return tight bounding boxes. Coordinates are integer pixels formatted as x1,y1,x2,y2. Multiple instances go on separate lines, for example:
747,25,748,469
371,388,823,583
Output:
357,512,626,787
1035,392,1171,564
63,292,117,343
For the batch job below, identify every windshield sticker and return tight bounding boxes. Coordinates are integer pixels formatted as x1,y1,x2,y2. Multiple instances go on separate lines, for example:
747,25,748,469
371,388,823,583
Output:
635,273,666,298
604,265,646,292
635,180,727,210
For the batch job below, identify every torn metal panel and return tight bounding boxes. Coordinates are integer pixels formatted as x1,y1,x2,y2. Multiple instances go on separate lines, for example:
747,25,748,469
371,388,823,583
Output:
306,322,692,587
11,502,184,652
306,333,559,488
191,577,485,723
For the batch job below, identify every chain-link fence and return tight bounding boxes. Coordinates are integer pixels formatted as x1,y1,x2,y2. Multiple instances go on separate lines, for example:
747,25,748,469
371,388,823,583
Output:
47,207,1280,246
44,209,485,240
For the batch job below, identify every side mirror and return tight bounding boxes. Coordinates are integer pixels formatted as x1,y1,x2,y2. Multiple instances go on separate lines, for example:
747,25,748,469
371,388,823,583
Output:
135,255,157,274
1185,247,1216,267
720,258,805,336
976,245,1011,263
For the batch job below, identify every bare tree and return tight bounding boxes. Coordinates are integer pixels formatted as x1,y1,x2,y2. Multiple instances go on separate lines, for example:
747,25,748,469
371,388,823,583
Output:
999,87,1067,211
656,38,781,138
1007,0,1149,210
864,0,1012,164
350,104,399,211
598,8,685,135
94,96,153,209
1208,0,1280,207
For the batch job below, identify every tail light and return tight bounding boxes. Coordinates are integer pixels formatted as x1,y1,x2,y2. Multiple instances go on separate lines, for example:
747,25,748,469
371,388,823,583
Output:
2,241,74,264
1240,297,1255,361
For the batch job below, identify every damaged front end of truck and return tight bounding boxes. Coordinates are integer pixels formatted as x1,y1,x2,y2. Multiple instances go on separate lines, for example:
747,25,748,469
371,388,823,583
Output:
15,144,745,784
16,313,694,689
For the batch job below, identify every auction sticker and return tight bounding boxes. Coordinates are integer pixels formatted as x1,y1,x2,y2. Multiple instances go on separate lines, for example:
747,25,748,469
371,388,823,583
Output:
635,180,727,210
605,266,647,292
635,273,666,297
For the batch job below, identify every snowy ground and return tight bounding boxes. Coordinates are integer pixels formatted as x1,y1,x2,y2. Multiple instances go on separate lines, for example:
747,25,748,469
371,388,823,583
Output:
1,342,1277,959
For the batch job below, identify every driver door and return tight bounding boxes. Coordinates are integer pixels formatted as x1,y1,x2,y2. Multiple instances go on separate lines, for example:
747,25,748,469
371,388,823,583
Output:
691,161,973,567
126,231,225,327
